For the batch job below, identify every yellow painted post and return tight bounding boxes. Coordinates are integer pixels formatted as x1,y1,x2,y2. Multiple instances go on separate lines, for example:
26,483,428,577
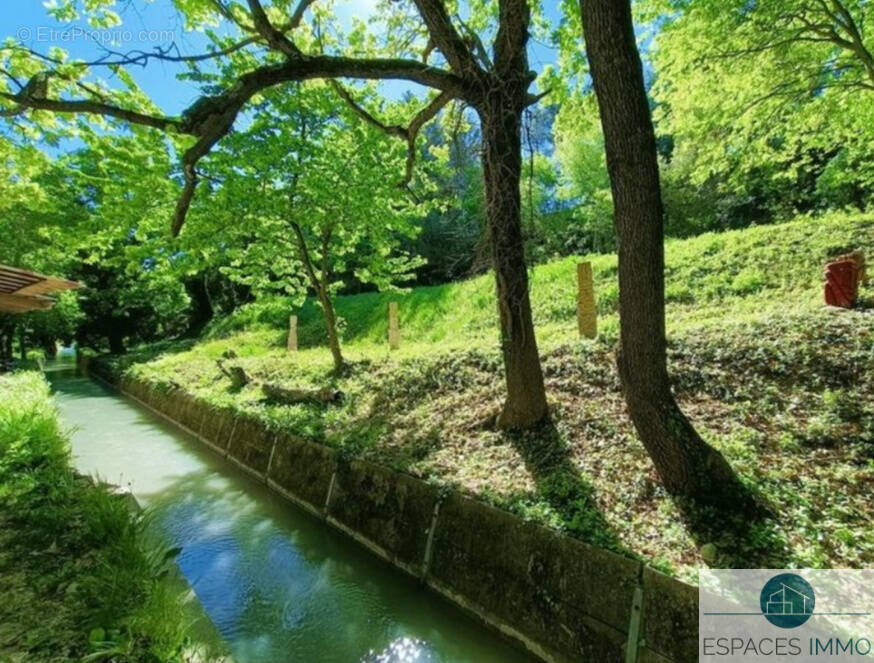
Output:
577,262,597,339
388,302,400,350
287,315,298,352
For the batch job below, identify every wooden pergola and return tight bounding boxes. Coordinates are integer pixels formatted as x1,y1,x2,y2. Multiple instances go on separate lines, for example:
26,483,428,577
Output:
0,265,82,313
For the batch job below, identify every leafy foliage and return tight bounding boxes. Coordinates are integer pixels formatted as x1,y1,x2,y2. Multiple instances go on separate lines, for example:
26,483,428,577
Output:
0,372,222,662
197,83,424,300
643,0,874,222
99,212,874,579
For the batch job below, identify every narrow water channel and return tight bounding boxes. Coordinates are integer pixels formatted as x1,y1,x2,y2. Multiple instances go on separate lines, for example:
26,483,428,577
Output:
47,367,535,663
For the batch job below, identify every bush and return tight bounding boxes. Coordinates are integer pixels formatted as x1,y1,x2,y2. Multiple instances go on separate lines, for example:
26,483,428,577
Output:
0,372,218,662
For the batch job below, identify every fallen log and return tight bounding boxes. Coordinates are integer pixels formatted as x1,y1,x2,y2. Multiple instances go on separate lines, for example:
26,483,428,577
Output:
216,359,250,390
215,358,340,405
262,383,343,405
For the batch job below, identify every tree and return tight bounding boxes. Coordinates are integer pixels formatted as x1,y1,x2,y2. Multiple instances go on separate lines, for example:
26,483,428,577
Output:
643,0,874,219
646,0,874,98
200,84,424,371
2,0,550,428
551,94,616,254
0,136,84,361
579,0,741,504
1,125,192,355
411,105,489,284
72,251,188,354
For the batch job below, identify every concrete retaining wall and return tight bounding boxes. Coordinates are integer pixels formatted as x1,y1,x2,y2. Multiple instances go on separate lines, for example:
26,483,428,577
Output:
84,358,698,663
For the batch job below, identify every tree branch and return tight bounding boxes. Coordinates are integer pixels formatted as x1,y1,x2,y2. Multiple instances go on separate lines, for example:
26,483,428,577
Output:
328,81,407,138
411,0,483,78
494,0,531,75
4,34,464,235
403,89,452,183
0,40,260,70
453,13,493,69
710,1,874,96
289,219,322,291
290,0,319,29
330,81,451,185
246,0,300,56
0,86,181,131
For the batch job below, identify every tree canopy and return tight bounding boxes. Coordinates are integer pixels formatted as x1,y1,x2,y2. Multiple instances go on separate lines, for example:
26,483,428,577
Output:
2,0,871,501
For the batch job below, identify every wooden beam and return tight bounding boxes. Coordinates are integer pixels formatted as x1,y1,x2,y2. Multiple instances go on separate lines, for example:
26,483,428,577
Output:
0,293,55,313
577,262,597,339
0,264,82,296
15,278,81,296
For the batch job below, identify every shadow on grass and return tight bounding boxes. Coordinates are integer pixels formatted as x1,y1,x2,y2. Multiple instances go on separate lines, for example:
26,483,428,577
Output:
507,417,791,572
503,419,634,559
671,484,791,570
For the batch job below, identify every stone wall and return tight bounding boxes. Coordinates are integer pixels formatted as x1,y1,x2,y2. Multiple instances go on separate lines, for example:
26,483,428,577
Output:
85,358,698,663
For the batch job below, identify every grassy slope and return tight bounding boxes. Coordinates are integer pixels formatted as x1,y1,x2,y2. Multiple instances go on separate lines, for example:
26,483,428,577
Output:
109,212,874,581
209,209,869,348
0,372,224,662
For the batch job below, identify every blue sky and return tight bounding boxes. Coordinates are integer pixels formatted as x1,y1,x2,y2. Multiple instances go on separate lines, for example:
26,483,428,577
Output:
3,0,210,113
1,1,564,116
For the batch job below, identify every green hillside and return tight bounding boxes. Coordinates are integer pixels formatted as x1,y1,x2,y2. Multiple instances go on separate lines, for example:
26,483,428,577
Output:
105,212,874,581
208,210,872,350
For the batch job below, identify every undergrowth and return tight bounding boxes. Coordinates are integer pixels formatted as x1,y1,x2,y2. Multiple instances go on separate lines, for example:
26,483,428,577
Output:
96,212,874,581
0,372,222,663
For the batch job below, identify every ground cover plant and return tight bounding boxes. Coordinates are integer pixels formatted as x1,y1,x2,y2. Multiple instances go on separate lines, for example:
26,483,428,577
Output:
0,371,224,662
101,212,874,582
3,0,874,658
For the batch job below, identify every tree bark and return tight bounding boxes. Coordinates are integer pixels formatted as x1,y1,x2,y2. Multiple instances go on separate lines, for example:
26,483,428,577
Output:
316,284,344,372
477,88,548,429
217,360,251,390
18,326,27,361
290,220,345,372
580,0,740,504
262,383,343,405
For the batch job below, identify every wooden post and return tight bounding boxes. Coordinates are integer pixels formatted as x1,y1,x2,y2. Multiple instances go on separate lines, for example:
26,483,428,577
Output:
388,301,400,350
287,315,298,352
577,262,597,339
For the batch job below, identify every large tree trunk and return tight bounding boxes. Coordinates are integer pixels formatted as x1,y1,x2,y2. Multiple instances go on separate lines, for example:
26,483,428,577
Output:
580,0,740,504
477,92,548,429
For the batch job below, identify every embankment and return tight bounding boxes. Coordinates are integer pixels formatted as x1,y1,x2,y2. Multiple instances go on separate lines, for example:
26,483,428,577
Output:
84,354,698,663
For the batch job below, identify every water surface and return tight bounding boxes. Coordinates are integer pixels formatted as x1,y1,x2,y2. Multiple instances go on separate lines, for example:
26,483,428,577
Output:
48,367,533,663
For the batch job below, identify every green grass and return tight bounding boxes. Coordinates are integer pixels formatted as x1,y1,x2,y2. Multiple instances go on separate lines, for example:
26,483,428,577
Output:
100,212,874,581
203,210,871,350
0,372,224,663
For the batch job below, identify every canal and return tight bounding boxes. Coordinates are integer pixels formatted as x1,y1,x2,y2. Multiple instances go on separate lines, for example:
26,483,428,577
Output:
47,367,535,663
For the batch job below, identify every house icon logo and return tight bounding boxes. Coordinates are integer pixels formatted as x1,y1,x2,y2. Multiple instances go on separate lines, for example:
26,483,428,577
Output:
760,573,815,628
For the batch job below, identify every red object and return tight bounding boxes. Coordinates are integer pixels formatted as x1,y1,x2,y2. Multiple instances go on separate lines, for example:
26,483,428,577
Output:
824,258,860,308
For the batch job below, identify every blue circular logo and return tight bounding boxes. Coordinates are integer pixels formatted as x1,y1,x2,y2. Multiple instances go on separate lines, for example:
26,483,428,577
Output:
760,573,815,628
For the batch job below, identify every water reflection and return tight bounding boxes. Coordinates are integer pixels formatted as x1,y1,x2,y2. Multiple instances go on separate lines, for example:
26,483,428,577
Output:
361,637,438,662
49,369,534,663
